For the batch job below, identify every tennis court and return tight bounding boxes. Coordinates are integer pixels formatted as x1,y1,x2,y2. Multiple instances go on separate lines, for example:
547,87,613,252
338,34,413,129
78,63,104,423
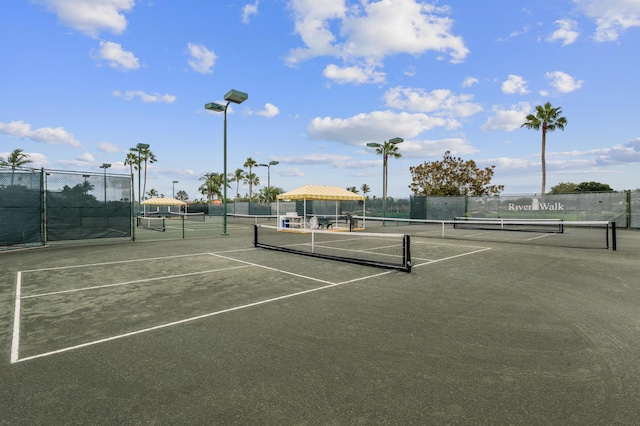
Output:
2,219,640,424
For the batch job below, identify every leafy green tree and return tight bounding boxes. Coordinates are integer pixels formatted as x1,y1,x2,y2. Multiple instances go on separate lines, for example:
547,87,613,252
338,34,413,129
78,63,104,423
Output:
229,168,246,199
550,181,613,194
1,149,32,185
576,181,613,192
409,151,504,196
521,102,568,195
175,190,189,201
243,157,258,199
549,182,578,194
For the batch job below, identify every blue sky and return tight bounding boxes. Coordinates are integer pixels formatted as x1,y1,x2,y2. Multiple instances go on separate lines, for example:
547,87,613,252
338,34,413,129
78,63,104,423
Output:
1,0,639,200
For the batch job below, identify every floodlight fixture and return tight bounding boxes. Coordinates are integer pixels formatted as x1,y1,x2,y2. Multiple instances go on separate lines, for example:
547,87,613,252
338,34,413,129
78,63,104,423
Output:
204,102,226,112
224,89,249,104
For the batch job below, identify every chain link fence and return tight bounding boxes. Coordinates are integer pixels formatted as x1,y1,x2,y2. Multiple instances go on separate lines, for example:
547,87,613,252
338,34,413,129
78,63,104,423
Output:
1,168,132,250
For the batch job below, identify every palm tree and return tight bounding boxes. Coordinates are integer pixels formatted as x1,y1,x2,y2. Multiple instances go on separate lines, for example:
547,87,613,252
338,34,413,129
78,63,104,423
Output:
346,186,359,193
1,148,32,185
229,168,246,199
139,147,157,201
199,172,227,203
360,183,371,199
521,102,567,195
124,152,139,177
374,140,402,201
146,189,159,199
243,172,260,200
243,157,258,199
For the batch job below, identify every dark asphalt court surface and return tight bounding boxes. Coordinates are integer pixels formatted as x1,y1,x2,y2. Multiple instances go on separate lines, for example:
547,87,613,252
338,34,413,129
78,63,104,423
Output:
1,222,639,424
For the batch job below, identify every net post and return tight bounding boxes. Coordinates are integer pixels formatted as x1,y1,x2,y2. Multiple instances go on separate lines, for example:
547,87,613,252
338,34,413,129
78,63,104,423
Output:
611,221,616,251
404,234,412,272
253,224,258,247
182,214,185,239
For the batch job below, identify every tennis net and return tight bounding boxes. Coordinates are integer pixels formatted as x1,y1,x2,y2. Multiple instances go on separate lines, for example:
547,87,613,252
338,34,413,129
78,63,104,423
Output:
136,216,165,232
452,216,564,233
254,224,412,272
356,216,616,250
168,211,206,222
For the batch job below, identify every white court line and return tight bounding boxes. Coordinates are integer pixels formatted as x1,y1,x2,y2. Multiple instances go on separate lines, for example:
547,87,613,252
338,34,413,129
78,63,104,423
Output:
22,265,251,299
11,272,22,364
11,245,489,364
21,252,217,273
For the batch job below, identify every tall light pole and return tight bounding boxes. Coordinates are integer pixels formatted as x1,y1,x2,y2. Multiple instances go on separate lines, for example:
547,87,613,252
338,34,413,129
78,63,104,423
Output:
205,89,248,235
367,137,403,218
172,180,179,198
100,163,111,223
257,160,279,202
129,143,149,212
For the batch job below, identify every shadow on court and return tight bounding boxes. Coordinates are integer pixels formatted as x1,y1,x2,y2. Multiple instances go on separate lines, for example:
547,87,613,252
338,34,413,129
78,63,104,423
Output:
1,224,640,424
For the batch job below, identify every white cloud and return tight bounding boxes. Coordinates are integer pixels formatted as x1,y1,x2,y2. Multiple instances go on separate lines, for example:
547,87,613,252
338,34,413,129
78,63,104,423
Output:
58,152,95,168
574,0,640,41
0,120,81,147
323,64,386,84
277,153,352,165
248,103,280,118
545,71,584,93
399,138,479,159
462,76,478,88
384,86,482,117
481,103,531,132
384,86,483,118
307,110,453,145
547,19,580,46
594,138,640,165
501,75,529,95
97,142,120,153
94,41,139,71
35,0,134,38
286,0,468,71
242,1,259,24
279,167,305,177
113,90,177,103
187,43,217,74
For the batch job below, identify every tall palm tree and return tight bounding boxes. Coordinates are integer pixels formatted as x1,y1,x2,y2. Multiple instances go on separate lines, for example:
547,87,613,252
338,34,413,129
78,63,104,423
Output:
243,157,257,199
360,183,371,199
243,172,260,200
521,102,567,195
1,148,32,185
374,141,402,201
139,147,157,201
229,168,246,199
346,186,359,193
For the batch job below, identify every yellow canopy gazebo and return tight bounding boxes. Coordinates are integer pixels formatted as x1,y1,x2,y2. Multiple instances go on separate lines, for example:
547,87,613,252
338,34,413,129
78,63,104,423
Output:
140,197,186,214
276,185,365,230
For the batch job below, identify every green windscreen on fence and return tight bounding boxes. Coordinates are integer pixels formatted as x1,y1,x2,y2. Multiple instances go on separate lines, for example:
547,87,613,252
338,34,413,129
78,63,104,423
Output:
0,170,43,247
45,170,132,241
